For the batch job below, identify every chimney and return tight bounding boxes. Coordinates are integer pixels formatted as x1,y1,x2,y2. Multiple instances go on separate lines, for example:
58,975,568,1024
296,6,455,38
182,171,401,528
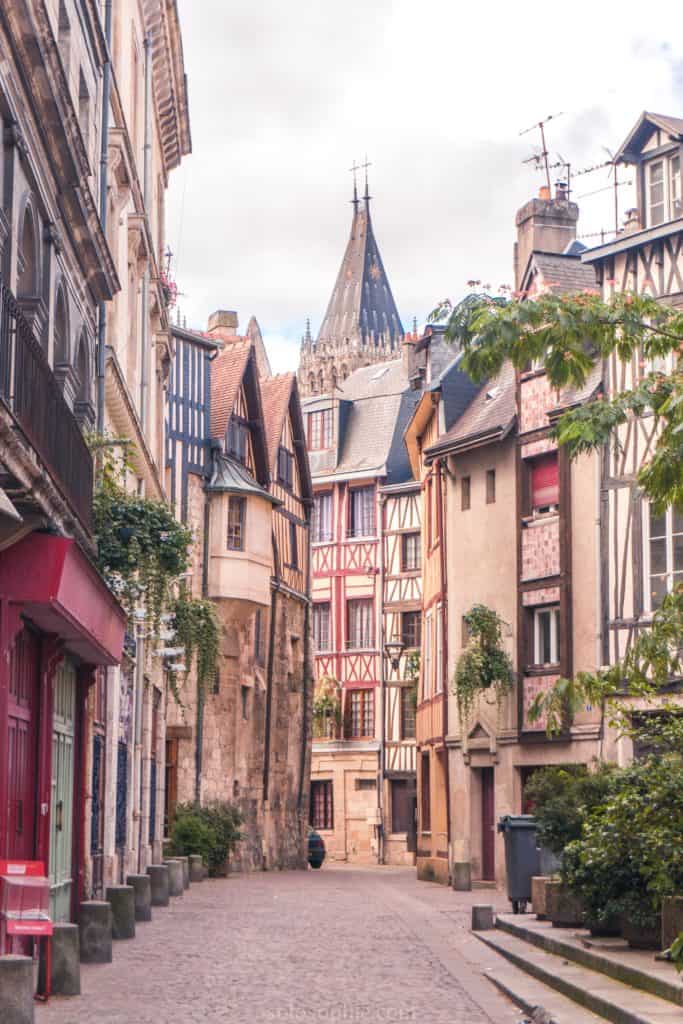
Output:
623,208,641,235
402,332,417,385
513,186,579,291
207,310,239,336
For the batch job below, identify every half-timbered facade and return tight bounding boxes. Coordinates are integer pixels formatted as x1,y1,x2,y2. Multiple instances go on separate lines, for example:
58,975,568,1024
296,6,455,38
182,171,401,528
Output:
165,310,313,870
582,111,683,745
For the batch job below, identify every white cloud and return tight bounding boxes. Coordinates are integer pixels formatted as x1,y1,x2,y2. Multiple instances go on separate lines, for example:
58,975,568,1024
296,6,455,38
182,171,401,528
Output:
167,0,683,371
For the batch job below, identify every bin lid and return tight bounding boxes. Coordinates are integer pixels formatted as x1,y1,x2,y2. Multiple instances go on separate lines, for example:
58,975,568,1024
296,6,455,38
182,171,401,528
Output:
497,814,537,829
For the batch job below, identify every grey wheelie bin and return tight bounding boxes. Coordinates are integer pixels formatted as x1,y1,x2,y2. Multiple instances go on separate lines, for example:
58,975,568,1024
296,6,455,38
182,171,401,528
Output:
497,814,540,913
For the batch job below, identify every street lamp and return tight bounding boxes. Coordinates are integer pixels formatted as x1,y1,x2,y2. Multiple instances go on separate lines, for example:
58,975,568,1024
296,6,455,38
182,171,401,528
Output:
384,635,405,673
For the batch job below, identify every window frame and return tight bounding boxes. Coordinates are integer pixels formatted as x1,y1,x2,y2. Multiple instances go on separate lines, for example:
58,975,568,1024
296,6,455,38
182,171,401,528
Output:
312,491,333,544
287,518,299,569
486,468,496,504
348,485,376,539
532,605,561,668
347,688,374,739
646,152,682,227
461,475,471,511
227,495,246,551
435,603,444,694
312,602,331,652
310,779,334,831
422,609,433,700
401,610,421,651
400,685,416,740
529,451,559,515
277,446,294,490
308,409,333,451
346,598,374,650
401,532,421,572
227,416,249,465
644,503,683,613
420,752,431,833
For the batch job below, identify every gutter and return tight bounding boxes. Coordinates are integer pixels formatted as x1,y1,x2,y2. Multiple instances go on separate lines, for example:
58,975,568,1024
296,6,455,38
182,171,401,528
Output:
96,0,113,434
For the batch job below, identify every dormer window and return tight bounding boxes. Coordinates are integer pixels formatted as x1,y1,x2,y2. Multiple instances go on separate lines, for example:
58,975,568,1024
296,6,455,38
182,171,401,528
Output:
308,409,333,451
227,416,249,464
647,154,682,227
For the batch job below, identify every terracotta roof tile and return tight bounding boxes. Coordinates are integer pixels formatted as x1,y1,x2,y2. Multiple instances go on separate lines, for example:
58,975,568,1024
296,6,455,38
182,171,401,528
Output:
210,340,252,438
260,373,295,472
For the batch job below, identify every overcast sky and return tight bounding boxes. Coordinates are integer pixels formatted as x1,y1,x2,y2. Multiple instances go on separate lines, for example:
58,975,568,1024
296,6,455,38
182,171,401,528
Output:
166,0,683,374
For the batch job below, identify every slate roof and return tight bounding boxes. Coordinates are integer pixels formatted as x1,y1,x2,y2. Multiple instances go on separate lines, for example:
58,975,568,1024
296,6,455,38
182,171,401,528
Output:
205,453,280,504
316,196,403,349
552,362,603,414
531,251,598,293
260,373,296,473
210,340,252,438
427,361,517,457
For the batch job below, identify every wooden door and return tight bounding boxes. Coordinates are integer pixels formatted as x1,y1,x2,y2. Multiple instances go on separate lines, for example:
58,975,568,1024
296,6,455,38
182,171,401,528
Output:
481,767,495,881
50,659,76,921
7,628,40,860
90,672,107,897
164,738,178,837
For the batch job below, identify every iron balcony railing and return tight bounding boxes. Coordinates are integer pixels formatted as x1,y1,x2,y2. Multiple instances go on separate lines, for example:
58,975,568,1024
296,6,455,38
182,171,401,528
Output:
0,275,93,531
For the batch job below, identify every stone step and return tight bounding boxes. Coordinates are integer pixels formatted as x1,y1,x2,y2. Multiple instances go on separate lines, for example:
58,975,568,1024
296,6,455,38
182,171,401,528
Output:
485,963,610,1023
496,915,683,1008
476,929,682,1024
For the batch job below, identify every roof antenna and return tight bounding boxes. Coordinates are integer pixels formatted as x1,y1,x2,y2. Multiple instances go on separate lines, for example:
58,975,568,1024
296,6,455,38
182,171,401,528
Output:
349,159,360,210
519,112,564,194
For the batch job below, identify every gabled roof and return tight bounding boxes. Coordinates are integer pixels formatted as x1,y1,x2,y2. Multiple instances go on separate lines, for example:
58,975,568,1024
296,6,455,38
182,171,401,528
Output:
210,340,252,439
522,250,598,296
205,453,280,505
260,373,314,504
614,111,683,164
316,194,403,350
425,361,517,459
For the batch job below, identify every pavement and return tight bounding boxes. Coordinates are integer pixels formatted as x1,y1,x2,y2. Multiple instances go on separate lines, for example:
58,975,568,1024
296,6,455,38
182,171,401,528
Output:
37,864,523,1024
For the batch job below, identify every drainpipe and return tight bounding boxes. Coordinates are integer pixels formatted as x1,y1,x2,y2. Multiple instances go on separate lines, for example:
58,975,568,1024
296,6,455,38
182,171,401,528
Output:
378,492,387,865
96,0,113,435
297,511,313,839
134,627,145,872
263,568,279,809
139,33,152,432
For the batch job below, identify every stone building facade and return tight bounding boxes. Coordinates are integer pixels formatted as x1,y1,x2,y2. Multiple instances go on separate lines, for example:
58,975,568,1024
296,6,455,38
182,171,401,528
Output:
165,311,313,871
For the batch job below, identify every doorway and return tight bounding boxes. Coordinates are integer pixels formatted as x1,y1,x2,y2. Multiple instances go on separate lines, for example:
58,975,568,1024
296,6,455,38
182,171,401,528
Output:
50,658,77,921
7,628,40,861
481,767,495,881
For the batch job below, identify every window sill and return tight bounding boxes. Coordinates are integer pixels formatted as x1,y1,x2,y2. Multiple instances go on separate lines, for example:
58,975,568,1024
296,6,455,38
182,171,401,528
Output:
525,664,560,676
522,512,559,528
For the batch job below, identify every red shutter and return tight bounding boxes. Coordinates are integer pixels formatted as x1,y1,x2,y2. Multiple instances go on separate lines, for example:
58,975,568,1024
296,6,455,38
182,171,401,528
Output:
531,453,559,509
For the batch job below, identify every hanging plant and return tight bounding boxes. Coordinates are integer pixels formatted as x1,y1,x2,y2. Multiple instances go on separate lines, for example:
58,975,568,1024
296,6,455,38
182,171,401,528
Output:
172,596,220,697
312,676,342,738
89,434,192,633
452,604,513,725
404,650,420,709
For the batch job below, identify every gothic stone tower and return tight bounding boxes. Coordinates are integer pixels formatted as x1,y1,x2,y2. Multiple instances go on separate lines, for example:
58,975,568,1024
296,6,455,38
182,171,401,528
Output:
298,181,404,396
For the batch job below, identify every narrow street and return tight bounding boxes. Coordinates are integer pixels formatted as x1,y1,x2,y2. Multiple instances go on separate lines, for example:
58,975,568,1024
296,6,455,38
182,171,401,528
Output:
37,867,518,1024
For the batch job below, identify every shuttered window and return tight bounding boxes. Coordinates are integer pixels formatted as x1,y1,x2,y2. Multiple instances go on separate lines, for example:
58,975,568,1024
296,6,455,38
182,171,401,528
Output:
348,486,375,537
531,453,559,511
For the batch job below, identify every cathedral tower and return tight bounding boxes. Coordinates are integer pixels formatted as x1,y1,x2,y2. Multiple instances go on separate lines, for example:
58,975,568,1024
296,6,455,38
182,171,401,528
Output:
298,176,404,396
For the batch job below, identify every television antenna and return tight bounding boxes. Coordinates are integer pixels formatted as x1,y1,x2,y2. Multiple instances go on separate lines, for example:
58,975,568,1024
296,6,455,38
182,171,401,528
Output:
519,112,564,194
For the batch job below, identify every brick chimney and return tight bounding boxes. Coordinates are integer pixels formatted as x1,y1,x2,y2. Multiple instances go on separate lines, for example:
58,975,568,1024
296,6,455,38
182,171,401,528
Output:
207,310,239,336
513,186,579,291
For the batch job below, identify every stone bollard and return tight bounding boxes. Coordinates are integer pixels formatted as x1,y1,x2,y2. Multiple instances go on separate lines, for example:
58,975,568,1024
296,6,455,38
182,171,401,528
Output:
163,859,184,898
175,855,190,889
106,885,136,939
126,873,153,922
79,901,113,963
49,922,80,995
0,955,35,1024
147,863,170,907
452,862,472,892
189,853,204,882
471,904,495,931
531,876,550,920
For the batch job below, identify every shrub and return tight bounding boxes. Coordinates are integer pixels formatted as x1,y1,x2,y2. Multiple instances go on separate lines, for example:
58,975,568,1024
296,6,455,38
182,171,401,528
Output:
170,801,244,875
524,762,615,856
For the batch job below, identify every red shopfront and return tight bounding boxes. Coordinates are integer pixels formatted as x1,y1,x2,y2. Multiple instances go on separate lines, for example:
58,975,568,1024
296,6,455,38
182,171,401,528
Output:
0,534,125,928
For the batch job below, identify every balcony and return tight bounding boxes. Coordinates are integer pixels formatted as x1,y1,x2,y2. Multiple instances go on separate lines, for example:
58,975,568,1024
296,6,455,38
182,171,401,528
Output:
0,276,93,531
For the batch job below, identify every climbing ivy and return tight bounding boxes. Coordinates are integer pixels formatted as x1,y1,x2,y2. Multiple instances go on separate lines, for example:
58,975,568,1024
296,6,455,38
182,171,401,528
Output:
172,595,220,697
452,604,513,725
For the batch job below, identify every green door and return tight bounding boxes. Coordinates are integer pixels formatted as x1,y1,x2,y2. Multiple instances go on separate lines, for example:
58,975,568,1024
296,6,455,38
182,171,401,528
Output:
50,659,77,921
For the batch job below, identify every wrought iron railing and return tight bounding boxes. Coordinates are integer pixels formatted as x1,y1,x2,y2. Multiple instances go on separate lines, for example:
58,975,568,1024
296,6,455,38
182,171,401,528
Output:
0,276,93,530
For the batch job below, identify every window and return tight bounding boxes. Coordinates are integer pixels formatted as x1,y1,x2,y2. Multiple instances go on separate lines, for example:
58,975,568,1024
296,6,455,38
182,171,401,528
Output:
348,486,375,537
533,606,560,666
401,532,421,572
672,154,682,220
648,160,665,226
647,506,683,610
422,611,432,700
288,520,299,568
530,452,559,513
348,689,374,738
310,780,333,830
312,492,333,543
254,609,266,665
401,610,421,650
277,446,294,489
227,496,246,550
227,417,249,464
420,753,431,832
347,599,373,649
435,604,443,694
308,409,333,450
391,779,413,833
461,475,471,511
241,685,249,720
486,469,496,504
354,777,376,791
313,603,331,652
400,686,416,740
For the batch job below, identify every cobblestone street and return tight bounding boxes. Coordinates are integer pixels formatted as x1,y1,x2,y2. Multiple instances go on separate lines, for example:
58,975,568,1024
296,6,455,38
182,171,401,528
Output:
37,866,518,1024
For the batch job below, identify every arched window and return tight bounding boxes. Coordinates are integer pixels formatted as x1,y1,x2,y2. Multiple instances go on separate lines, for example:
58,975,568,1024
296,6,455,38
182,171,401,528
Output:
75,333,90,402
17,204,38,298
54,287,69,365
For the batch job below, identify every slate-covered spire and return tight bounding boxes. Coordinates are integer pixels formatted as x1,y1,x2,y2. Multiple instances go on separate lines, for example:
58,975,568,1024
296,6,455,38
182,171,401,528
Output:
315,184,403,351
